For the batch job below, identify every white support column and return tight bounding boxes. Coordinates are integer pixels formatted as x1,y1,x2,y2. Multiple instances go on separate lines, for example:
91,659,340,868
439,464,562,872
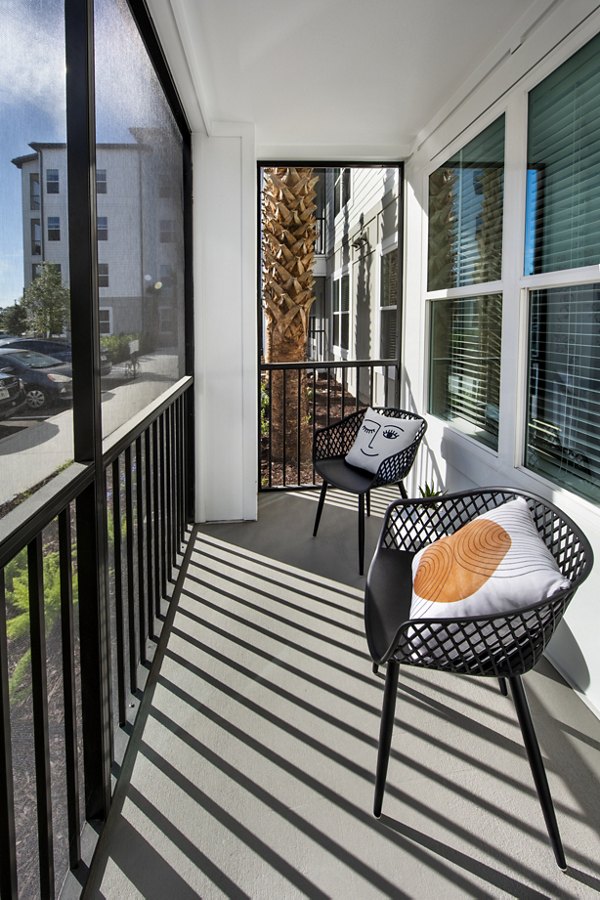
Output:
193,124,257,522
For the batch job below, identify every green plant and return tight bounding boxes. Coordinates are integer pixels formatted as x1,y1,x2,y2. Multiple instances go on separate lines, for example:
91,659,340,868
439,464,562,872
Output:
100,332,140,363
419,481,444,498
5,549,78,702
260,381,270,438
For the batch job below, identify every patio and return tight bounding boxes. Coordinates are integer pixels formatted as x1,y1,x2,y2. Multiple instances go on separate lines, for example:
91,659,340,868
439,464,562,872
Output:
82,490,600,899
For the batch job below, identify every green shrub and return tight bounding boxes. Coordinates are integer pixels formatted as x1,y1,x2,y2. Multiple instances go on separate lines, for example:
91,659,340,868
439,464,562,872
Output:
100,332,139,363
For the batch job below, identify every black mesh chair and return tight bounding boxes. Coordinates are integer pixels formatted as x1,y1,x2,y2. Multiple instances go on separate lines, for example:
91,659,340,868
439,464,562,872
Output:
312,407,427,575
365,487,593,870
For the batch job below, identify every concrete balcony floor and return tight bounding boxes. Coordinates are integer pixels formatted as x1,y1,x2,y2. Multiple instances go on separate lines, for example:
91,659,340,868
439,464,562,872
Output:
85,489,600,899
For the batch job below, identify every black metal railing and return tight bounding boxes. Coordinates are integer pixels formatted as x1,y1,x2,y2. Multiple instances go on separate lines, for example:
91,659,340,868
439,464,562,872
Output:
260,360,399,489
0,376,193,899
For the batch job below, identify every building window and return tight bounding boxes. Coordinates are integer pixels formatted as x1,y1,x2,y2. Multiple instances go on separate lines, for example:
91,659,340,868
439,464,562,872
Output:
32,263,42,280
523,33,600,503
525,33,600,276
31,219,41,256
159,219,175,242
46,168,59,193
332,273,350,351
429,294,501,450
97,216,108,240
158,305,174,336
428,116,505,291
98,262,109,287
96,169,107,193
99,307,112,335
30,173,40,210
379,249,398,358
426,115,505,450
47,216,60,241
333,167,351,217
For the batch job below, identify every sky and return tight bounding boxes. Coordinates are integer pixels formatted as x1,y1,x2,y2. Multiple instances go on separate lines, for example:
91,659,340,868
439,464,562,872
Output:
0,0,171,308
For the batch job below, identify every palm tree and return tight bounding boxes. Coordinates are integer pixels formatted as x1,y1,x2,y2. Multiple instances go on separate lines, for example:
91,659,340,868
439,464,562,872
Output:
261,166,318,465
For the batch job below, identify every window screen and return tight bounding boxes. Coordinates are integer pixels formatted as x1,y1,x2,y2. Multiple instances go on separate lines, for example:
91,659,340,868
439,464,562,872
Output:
428,116,505,290
526,283,600,503
525,32,600,275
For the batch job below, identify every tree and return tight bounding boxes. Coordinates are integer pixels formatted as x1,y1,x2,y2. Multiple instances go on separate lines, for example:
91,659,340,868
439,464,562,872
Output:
0,301,28,335
261,166,318,464
20,262,70,337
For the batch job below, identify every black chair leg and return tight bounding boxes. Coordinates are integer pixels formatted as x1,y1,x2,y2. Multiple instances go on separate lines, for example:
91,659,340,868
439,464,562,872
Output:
509,675,567,871
374,659,399,818
398,480,407,499
366,490,371,517
313,480,328,537
358,493,365,575
498,677,508,696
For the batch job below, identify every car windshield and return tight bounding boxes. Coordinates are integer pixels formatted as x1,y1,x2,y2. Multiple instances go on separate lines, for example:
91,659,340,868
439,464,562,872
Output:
0,349,62,369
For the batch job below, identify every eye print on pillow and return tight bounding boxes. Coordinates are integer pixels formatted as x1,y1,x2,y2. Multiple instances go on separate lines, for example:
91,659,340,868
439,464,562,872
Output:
359,418,405,460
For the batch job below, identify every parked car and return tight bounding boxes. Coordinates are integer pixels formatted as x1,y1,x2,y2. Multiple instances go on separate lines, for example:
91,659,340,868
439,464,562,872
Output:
0,349,73,410
0,370,27,420
0,337,112,376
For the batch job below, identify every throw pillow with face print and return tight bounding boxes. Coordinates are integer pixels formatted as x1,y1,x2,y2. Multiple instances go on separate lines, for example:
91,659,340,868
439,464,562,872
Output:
345,408,421,474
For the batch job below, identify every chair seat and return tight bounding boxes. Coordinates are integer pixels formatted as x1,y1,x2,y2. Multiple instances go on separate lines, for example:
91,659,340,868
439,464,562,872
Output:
365,548,414,661
314,457,375,494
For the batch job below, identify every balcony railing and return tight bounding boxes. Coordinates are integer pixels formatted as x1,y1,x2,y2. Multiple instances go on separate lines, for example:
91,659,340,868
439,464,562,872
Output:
260,359,400,490
0,376,193,899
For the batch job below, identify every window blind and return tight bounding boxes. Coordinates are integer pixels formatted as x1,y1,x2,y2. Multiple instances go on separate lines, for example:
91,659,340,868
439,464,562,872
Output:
526,31,600,275
526,284,600,503
429,294,501,449
428,115,505,290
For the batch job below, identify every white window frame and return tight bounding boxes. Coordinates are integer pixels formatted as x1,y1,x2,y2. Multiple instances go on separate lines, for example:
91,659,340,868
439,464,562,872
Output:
331,268,351,358
99,307,113,335
377,236,399,376
423,105,508,457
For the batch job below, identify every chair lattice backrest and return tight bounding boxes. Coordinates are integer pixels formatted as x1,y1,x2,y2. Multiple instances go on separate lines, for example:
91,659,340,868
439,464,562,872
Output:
313,408,427,486
379,489,593,678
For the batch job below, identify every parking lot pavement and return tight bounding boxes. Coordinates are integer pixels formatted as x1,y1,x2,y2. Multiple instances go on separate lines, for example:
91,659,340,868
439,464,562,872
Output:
0,353,180,509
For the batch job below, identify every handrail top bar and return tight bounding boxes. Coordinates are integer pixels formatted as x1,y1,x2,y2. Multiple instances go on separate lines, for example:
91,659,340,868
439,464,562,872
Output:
102,376,193,466
261,359,397,371
0,462,92,569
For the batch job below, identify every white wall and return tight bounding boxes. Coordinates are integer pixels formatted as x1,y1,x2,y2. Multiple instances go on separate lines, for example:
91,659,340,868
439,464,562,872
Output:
403,3,600,714
193,124,257,523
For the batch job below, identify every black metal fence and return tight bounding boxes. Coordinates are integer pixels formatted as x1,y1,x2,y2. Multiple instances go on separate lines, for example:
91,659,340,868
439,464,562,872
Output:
0,377,192,899
260,360,399,489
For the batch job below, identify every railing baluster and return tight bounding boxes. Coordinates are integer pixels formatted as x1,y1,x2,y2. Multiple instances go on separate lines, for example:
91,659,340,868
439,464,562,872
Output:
152,419,162,619
326,367,331,427
111,459,126,725
159,414,168,598
174,397,182,553
28,534,54,898
58,507,81,870
0,568,18,900
312,365,317,483
135,437,147,665
341,367,346,420
296,369,301,486
144,428,155,642
168,406,177,577
124,447,137,694
369,364,375,408
268,370,273,488
282,368,287,487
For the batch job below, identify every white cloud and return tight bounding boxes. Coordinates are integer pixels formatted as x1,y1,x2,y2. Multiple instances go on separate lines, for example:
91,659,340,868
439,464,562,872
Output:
0,3,67,132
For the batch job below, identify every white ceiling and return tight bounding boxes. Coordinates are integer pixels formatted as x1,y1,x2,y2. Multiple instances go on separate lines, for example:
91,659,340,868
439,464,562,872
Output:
147,0,555,158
